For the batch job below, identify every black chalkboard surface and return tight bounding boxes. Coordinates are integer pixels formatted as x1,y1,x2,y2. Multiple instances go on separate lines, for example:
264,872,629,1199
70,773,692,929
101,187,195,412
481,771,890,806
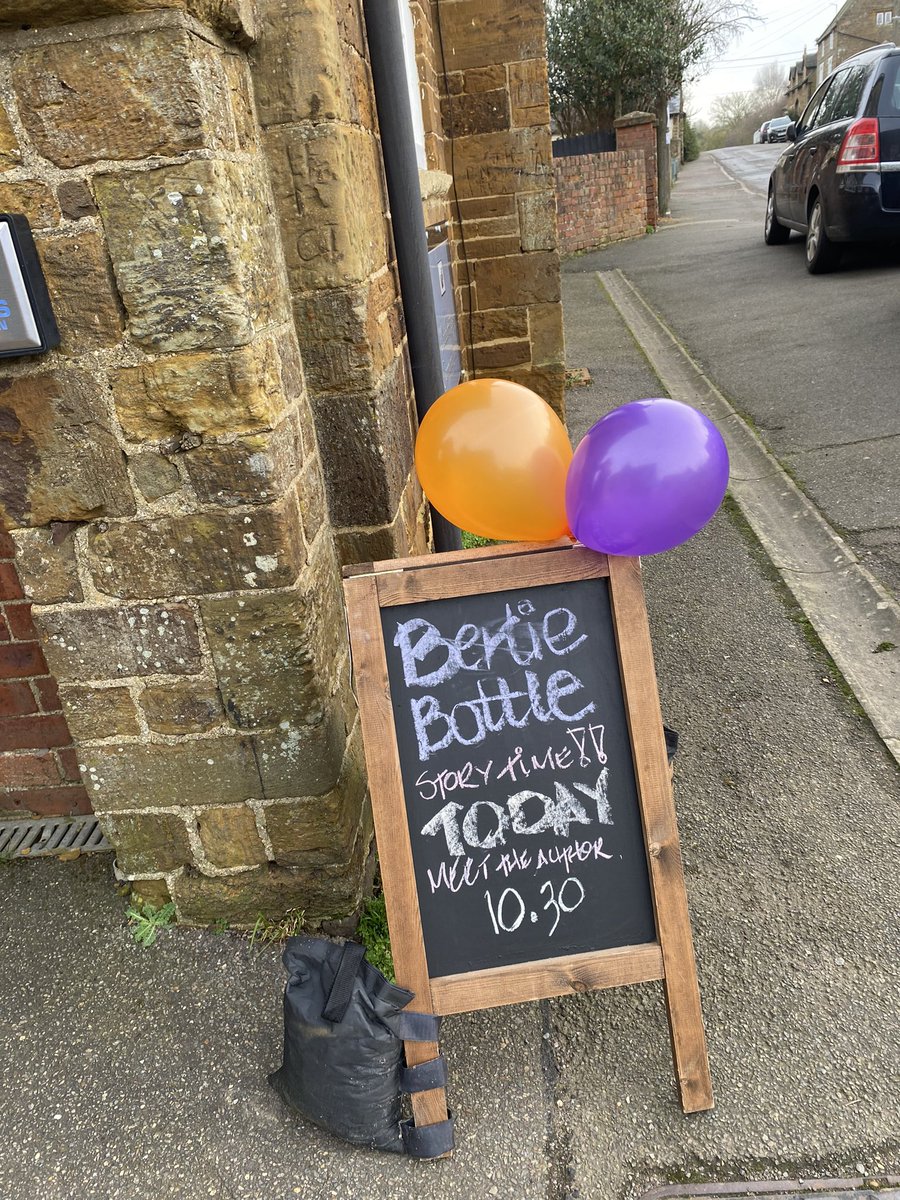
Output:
381,578,656,978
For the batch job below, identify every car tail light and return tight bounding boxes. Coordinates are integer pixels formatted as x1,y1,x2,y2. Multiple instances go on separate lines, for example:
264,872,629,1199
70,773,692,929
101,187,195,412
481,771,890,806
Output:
837,118,880,169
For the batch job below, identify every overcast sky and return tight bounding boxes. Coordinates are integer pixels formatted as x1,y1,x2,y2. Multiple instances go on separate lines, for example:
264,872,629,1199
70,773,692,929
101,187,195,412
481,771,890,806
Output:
688,0,843,121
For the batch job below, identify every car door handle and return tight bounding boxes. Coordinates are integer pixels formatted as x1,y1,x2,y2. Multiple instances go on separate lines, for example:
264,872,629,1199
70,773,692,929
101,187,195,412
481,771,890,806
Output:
809,146,818,154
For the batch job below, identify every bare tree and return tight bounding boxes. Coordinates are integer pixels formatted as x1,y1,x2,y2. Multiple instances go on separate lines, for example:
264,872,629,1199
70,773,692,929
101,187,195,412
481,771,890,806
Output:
753,61,789,111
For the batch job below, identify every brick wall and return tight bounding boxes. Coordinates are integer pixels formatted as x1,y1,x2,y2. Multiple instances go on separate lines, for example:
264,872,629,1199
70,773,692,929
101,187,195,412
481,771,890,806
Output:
555,149,648,255
0,532,90,817
554,112,658,257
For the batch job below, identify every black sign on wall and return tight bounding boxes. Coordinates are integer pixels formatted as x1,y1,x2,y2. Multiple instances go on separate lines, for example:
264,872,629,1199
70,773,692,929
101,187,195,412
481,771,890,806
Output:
382,578,656,978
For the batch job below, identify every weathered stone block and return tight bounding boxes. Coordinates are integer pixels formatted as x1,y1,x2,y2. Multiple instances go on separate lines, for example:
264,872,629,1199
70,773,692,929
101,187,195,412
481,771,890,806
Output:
129,878,172,908
518,192,558,252
140,682,224,734
438,1,546,72
265,732,365,866
456,194,517,220
81,735,261,811
11,28,237,168
313,358,414,528
473,250,560,309
111,338,289,441
292,275,398,396
0,1,256,43
253,708,346,800
86,497,305,599
38,603,202,682
452,128,552,199
200,554,342,731
0,181,60,231
529,302,565,365
441,89,509,138
173,848,367,923
95,159,280,352
198,804,266,867
9,526,82,604
59,685,140,741
471,307,529,343
36,232,124,352
508,59,551,128
56,181,96,222
471,339,532,368
252,0,350,127
128,452,181,501
0,372,135,527
182,418,300,507
297,456,327,546
265,123,388,292
0,106,21,169
102,811,192,874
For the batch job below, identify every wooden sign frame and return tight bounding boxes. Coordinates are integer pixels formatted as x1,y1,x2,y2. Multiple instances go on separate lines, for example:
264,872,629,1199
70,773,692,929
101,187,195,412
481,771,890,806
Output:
342,541,713,1137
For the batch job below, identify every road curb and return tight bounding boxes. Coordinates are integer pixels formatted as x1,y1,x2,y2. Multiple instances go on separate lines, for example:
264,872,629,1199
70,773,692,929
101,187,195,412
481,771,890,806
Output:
598,267,900,766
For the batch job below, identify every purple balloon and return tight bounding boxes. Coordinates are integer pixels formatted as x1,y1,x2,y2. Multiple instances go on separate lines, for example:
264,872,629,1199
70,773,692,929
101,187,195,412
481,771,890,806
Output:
565,399,730,556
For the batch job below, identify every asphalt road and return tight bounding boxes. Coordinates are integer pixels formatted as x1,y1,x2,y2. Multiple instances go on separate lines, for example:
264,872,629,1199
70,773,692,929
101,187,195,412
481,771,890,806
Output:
568,148,900,599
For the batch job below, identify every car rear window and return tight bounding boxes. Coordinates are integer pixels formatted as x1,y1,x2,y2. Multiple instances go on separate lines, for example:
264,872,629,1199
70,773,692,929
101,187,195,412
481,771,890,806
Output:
817,64,870,125
875,55,900,117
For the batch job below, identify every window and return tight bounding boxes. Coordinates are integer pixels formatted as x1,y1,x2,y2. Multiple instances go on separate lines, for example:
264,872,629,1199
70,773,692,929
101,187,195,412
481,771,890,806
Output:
799,76,835,132
876,11,893,26
829,31,834,49
816,64,870,124
874,55,900,117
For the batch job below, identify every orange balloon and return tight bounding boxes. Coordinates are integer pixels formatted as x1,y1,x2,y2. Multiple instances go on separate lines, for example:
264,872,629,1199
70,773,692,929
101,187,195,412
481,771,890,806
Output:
415,379,573,542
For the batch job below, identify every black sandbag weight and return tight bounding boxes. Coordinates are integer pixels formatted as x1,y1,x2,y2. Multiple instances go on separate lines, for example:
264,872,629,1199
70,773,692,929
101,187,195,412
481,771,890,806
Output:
268,936,453,1157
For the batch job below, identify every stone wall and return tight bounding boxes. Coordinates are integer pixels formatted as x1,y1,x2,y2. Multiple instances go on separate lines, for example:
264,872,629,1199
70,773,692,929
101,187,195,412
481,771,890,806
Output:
0,7,370,923
0,0,564,921
555,149,648,255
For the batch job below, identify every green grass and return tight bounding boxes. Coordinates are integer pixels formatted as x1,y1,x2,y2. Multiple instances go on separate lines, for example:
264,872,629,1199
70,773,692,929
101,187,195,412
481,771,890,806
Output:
461,531,499,550
357,893,395,981
248,908,305,952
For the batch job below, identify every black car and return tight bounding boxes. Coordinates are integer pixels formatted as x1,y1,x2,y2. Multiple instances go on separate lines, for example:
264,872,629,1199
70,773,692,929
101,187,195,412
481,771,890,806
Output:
765,42,900,272
765,116,793,142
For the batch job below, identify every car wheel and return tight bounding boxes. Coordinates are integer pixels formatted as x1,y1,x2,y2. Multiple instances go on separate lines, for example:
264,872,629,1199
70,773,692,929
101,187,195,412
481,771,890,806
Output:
805,197,841,274
764,186,790,245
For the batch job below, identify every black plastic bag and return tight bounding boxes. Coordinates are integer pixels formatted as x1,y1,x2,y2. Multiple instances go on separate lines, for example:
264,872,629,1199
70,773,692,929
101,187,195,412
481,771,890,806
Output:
268,937,453,1156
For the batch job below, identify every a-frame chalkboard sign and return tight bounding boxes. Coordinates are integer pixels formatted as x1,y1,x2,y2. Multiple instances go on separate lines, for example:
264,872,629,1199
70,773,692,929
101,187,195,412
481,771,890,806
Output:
342,541,713,1142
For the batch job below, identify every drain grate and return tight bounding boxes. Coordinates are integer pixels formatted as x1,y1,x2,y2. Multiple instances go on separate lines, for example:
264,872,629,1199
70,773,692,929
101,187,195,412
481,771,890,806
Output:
0,814,111,859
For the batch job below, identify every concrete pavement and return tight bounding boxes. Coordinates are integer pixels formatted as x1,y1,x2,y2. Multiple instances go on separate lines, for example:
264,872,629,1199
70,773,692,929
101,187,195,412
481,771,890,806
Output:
1,180,899,1200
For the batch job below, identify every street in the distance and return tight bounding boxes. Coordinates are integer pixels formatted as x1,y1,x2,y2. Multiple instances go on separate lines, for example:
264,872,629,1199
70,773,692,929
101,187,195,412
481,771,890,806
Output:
580,148,900,603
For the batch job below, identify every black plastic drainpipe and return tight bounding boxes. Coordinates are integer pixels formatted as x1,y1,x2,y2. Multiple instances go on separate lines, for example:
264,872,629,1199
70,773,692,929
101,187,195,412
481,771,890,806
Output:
363,0,462,554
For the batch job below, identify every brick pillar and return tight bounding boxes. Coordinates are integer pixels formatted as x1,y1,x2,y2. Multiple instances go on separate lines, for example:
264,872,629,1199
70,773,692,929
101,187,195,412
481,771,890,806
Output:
438,0,566,418
615,111,659,228
0,531,90,817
